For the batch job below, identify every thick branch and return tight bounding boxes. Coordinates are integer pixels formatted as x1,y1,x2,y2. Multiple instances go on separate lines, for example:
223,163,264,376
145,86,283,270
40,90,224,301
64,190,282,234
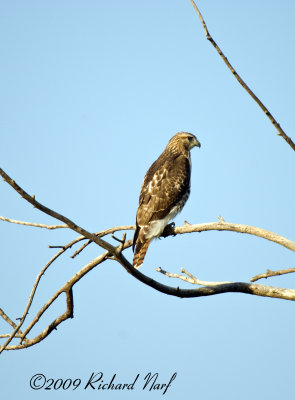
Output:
189,0,295,152
163,221,295,253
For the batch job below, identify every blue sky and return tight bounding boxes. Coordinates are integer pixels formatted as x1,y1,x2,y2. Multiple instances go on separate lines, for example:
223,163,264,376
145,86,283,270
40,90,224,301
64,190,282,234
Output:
1,1,295,399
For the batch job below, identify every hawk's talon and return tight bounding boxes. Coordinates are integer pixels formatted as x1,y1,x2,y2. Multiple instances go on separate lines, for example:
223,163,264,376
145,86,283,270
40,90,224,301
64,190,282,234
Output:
162,222,176,237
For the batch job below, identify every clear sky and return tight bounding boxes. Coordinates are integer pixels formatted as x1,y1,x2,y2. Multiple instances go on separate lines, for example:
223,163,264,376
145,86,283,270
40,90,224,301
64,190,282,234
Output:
1,1,295,399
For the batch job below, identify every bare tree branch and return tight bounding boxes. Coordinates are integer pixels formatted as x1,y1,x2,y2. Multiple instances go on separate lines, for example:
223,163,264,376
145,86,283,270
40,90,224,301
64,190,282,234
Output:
251,268,295,282
1,162,295,352
153,266,295,301
163,221,295,253
0,334,24,339
189,0,295,152
156,267,232,285
0,216,68,229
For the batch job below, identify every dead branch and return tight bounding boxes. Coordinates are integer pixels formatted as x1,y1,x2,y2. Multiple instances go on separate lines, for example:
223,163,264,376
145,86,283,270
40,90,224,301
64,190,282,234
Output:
163,221,295,253
189,0,295,152
0,216,68,229
153,266,295,301
251,268,295,282
156,267,232,286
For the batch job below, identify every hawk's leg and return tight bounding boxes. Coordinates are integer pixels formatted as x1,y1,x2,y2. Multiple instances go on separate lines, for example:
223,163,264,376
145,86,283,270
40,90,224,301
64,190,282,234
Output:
162,222,176,238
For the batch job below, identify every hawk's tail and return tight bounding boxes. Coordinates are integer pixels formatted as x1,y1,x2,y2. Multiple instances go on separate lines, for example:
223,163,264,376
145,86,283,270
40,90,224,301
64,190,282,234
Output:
133,238,151,269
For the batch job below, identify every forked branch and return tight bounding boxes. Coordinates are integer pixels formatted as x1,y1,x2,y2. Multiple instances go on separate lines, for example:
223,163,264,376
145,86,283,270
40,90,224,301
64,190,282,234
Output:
155,267,295,301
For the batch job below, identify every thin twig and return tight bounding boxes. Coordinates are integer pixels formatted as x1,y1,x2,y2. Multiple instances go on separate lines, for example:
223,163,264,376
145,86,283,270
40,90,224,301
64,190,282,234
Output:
189,0,295,152
71,239,90,258
116,233,127,254
156,267,231,286
0,216,68,229
251,268,295,282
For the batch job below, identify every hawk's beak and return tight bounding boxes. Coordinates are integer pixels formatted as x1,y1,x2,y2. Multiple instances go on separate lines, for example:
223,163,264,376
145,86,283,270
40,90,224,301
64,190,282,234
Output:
194,138,201,148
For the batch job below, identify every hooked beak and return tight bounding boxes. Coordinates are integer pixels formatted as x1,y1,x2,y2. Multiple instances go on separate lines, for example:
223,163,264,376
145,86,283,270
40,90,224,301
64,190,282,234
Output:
194,137,201,148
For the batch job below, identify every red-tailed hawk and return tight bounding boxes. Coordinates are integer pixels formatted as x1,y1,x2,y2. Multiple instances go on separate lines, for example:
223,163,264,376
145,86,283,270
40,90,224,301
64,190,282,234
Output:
133,132,201,268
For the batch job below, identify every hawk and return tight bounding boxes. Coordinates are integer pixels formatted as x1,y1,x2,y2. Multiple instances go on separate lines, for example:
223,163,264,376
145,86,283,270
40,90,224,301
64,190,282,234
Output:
133,132,201,268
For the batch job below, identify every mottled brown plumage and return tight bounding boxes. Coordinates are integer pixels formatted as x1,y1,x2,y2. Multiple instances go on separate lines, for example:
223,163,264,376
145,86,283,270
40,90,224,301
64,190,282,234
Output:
133,132,200,268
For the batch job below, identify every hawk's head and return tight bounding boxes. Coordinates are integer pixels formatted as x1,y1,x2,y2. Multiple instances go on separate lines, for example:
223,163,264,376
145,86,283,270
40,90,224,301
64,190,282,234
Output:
167,132,201,154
